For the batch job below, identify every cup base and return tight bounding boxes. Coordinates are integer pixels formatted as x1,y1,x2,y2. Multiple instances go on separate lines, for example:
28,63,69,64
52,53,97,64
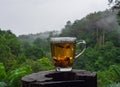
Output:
56,67,72,72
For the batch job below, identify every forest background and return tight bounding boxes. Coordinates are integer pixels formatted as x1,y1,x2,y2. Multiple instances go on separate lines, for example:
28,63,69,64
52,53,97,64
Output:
0,3,120,87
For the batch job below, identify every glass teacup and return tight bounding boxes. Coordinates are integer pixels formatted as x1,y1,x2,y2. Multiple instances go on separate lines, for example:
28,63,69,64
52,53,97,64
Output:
50,37,86,72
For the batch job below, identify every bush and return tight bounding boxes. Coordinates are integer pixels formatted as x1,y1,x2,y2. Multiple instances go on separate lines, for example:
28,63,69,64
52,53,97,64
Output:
107,83,120,87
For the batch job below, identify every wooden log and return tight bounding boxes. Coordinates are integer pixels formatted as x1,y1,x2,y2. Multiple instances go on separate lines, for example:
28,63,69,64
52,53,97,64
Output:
21,69,97,87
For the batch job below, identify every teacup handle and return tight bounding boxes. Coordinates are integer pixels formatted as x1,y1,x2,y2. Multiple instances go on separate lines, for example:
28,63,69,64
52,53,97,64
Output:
75,40,86,58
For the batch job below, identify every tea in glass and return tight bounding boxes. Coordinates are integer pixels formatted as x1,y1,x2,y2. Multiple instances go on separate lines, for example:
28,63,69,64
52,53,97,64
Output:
50,37,86,72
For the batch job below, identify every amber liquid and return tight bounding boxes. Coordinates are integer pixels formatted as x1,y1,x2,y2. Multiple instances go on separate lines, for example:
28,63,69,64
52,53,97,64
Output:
51,42,76,68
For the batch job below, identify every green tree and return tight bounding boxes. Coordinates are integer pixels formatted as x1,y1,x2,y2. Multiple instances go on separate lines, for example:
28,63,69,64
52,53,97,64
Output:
0,30,22,71
33,37,50,53
25,46,45,60
22,57,54,72
0,62,6,81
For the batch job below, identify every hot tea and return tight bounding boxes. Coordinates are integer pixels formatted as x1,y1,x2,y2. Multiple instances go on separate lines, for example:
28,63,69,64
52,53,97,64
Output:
51,42,75,68
50,37,86,71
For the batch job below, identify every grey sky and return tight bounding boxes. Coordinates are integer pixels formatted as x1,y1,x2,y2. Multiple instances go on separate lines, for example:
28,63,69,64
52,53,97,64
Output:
0,0,109,36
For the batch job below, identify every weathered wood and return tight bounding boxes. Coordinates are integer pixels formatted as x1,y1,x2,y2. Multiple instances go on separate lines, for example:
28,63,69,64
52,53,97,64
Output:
21,69,97,87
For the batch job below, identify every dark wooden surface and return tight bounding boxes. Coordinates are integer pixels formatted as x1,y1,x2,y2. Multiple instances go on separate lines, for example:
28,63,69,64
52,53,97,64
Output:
21,69,97,87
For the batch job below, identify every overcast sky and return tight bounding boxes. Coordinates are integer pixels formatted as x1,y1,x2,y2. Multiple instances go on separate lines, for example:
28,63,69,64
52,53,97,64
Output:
0,0,109,36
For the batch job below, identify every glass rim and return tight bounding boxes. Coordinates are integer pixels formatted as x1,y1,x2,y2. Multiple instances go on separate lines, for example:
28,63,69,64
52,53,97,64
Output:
50,37,76,43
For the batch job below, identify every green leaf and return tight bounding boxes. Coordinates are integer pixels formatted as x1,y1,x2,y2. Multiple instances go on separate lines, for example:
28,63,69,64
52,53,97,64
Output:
0,82,7,87
6,66,32,87
0,63,6,80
